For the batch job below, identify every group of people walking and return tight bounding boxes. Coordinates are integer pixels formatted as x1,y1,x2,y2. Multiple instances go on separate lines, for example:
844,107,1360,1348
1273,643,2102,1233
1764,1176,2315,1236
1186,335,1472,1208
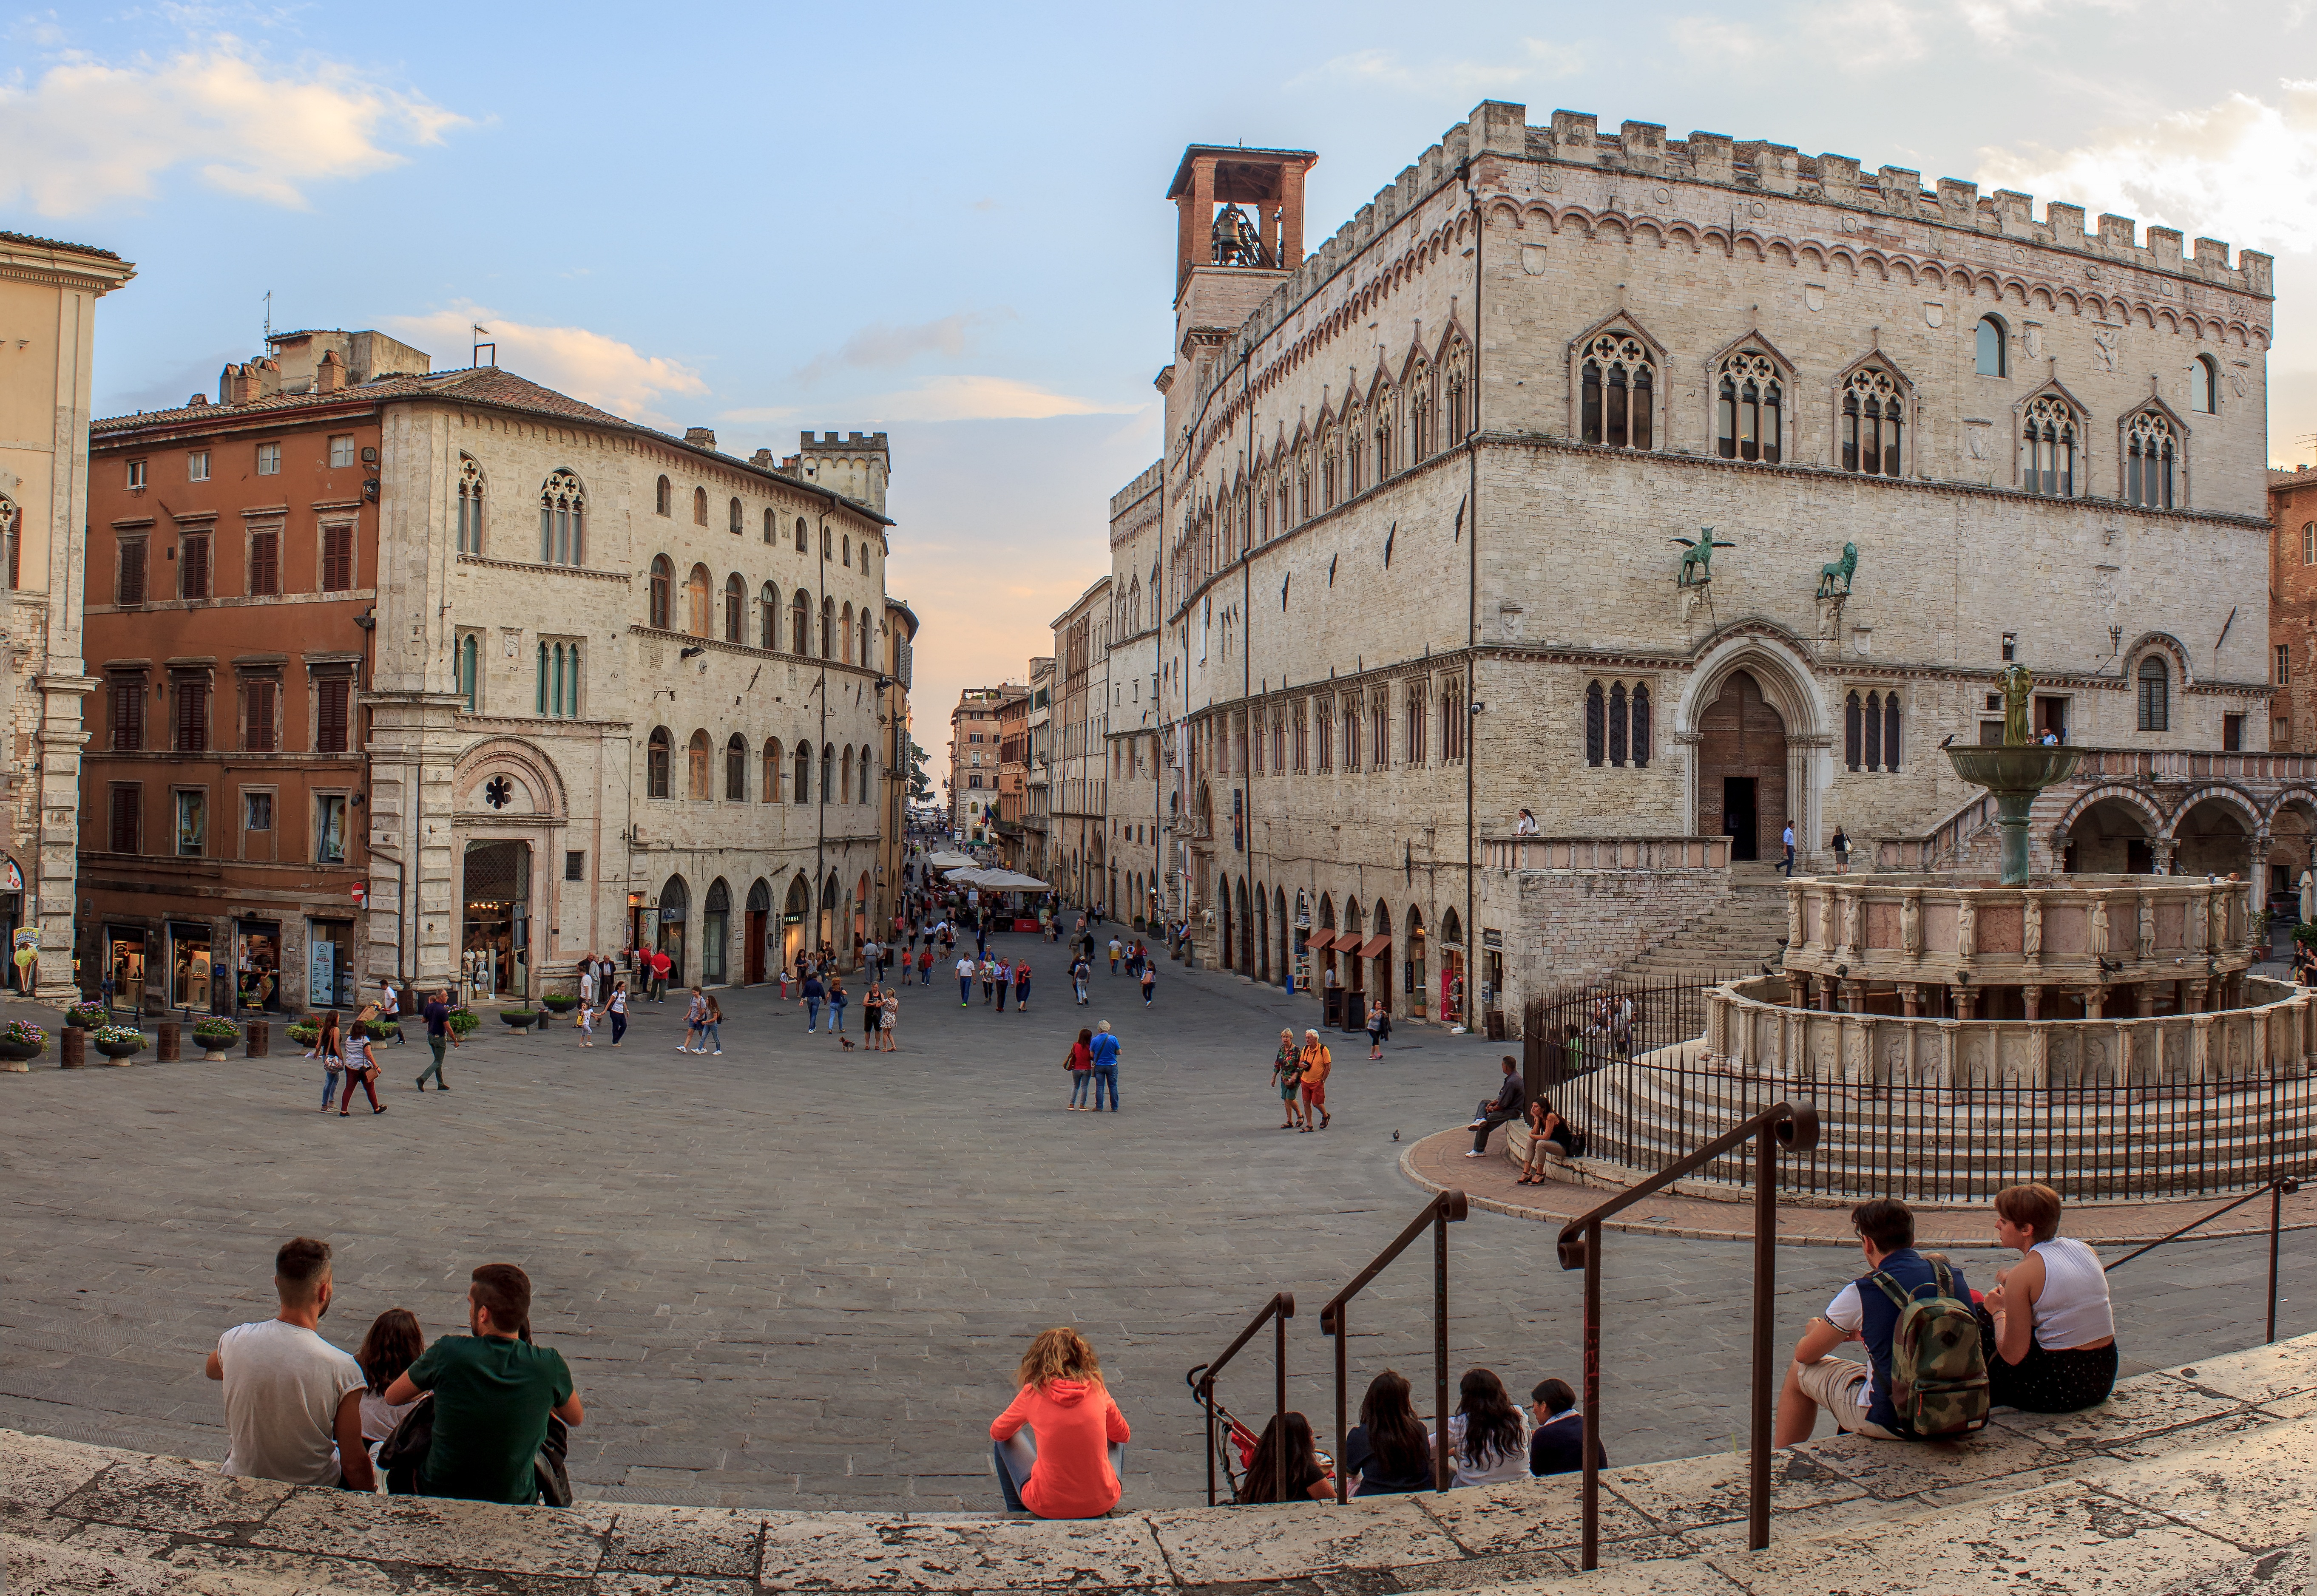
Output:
957,953,1034,1011
1271,1029,1332,1130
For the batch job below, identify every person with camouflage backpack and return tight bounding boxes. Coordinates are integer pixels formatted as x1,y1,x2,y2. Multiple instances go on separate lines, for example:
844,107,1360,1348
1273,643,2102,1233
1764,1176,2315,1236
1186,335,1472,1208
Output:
1775,1198,1989,1445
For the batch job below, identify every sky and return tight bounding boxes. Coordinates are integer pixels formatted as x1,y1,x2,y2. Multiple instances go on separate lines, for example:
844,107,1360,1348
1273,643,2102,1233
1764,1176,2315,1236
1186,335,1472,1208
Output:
9,0,2317,747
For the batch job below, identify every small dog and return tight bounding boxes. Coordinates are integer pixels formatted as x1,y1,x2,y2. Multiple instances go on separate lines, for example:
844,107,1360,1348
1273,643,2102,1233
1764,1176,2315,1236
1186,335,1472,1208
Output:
838,1034,857,1051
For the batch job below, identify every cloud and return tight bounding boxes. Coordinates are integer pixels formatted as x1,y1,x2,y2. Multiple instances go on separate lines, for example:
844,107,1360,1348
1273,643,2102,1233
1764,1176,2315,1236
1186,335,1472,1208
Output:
1979,80,2317,254
386,303,708,425
794,312,1013,386
0,36,465,215
849,376,1135,424
1291,40,1580,96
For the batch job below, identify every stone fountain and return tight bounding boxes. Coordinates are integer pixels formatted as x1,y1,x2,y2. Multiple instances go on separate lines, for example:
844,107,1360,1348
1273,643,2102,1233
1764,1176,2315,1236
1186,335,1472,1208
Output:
1942,663,2083,886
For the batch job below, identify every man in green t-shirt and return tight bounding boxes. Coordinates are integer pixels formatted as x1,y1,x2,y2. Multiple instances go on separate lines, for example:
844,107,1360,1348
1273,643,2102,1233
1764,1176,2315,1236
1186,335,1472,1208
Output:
383,1262,583,1504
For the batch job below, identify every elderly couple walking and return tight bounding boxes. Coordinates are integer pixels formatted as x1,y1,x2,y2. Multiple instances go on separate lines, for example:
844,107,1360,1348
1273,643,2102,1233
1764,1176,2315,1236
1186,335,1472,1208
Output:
1271,1029,1332,1131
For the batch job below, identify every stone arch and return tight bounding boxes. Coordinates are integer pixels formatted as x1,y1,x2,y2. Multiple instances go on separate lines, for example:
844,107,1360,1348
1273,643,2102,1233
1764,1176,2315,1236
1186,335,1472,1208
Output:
1678,631,1826,856
454,736,571,819
2167,787,2264,879
2263,786,2317,829
2051,783,2167,848
2161,785,2262,841
2122,629,2195,689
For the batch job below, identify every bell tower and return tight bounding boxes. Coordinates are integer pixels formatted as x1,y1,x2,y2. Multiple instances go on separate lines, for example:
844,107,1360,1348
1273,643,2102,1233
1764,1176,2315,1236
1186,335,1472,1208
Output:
1164,145,1318,305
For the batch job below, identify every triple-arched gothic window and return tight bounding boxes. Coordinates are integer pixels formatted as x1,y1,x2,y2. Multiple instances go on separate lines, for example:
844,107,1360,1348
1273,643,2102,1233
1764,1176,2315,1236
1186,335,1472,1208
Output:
1583,679,1651,768
1716,351,1782,463
2124,410,2178,508
1842,366,1905,477
538,470,584,565
457,458,485,555
1844,691,1902,772
2020,394,2080,497
1580,332,1655,450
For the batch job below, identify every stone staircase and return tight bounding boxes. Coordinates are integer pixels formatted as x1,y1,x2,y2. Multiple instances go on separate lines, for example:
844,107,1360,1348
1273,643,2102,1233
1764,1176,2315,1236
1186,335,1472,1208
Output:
1605,862,1791,985
5,1334,2312,1593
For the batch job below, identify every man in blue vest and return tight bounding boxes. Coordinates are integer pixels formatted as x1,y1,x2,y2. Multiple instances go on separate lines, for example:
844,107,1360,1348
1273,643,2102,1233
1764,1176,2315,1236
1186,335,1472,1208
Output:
1775,1197,1970,1445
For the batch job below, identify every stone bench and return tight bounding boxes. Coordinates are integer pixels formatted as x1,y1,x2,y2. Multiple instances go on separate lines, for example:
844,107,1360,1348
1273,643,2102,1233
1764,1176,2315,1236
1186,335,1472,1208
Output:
6,1335,2314,1593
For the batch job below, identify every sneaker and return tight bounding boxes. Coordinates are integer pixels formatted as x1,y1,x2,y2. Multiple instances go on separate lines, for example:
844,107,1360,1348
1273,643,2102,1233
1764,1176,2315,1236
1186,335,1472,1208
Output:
712,1049,722,1055
1463,1150,1486,1157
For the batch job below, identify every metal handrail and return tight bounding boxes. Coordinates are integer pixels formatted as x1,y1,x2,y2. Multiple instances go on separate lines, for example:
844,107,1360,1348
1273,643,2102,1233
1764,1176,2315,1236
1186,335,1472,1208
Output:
2104,1173,2303,1343
1187,1290,1294,1506
1556,1100,1820,1571
1318,1190,1468,1501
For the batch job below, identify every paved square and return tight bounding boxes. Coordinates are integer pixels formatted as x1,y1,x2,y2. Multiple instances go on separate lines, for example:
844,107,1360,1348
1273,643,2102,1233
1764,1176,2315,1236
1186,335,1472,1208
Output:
1,931,2306,1510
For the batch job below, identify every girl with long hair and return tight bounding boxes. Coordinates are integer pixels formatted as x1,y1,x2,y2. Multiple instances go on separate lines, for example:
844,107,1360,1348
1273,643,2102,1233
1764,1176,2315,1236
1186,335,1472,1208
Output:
988,1327,1131,1518
1440,1367,1529,1487
1235,1411,1335,1504
1066,1029,1094,1110
316,1012,344,1113
356,1308,425,1446
1343,1370,1433,1496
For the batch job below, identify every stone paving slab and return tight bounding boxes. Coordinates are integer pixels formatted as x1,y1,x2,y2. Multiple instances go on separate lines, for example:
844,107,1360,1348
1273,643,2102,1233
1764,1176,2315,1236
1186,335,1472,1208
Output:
1403,1124,2317,1246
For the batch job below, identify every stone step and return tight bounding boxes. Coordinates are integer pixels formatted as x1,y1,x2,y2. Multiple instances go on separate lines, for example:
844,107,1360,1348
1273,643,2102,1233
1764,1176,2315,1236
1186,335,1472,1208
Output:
2,1335,2309,1592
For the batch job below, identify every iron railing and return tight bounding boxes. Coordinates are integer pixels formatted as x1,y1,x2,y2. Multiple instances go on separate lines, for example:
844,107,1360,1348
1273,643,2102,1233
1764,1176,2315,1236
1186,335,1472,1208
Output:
1522,975,1748,1104
1556,1100,1820,1570
1317,1190,1468,1501
1545,1049,2314,1204
2103,1174,2304,1344
1187,1291,1292,1506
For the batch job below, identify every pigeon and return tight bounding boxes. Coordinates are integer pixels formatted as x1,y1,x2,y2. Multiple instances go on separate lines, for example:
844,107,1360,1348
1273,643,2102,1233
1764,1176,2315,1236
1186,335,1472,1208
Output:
1939,733,1956,749
1391,1130,1400,1142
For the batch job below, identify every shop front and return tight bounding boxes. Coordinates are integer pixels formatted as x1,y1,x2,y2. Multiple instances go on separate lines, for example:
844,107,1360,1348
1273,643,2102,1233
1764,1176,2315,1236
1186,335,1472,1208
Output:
656,874,688,987
106,925,146,1012
783,876,809,970
0,856,22,992
307,918,357,1009
463,840,531,1001
236,920,283,1012
169,921,215,1013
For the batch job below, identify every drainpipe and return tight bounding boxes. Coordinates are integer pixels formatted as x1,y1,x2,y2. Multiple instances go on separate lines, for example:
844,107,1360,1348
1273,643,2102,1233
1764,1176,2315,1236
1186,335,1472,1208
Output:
1460,156,1483,1033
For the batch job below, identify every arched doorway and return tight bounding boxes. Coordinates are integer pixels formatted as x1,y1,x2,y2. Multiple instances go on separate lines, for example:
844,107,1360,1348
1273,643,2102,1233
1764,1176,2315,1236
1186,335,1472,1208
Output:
1255,883,1270,983
854,872,870,952
1439,907,1465,1025
657,873,690,986
1239,876,1254,975
744,879,771,984
1697,669,1789,862
2059,794,2161,874
1342,896,1366,1022
783,875,811,969
1366,898,1392,1021
2171,794,2259,879
819,873,840,953
1317,894,1338,1008
1406,907,1427,1016
703,878,730,986
463,841,530,1000
1217,878,1235,972
1277,887,1292,992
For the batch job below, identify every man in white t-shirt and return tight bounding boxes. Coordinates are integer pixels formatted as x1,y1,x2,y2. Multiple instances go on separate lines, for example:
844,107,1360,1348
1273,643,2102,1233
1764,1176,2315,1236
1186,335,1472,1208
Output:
378,979,406,1045
956,953,977,1007
204,1236,372,1488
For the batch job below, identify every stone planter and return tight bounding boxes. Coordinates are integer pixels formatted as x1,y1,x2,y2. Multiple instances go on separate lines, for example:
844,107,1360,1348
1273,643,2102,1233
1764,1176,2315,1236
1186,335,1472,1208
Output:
0,1038,43,1072
499,1012,539,1031
193,1028,238,1063
93,1037,146,1063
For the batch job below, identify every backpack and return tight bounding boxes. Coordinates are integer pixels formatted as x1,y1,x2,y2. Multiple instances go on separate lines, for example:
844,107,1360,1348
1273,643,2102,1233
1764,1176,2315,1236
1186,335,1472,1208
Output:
1868,1255,1989,1439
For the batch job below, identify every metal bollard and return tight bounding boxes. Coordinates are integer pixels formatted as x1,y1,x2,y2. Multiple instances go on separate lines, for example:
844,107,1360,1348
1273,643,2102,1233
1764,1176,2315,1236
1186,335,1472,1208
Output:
156,1021,180,1063
245,1018,269,1058
60,1026,84,1068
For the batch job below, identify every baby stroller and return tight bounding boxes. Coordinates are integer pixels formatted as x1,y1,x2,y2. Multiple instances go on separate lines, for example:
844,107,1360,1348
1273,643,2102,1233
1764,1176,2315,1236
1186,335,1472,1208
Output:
1182,1364,1333,1502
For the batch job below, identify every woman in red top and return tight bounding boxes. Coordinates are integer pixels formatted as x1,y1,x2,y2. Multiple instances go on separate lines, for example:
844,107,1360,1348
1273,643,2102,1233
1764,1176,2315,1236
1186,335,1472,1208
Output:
990,1327,1131,1517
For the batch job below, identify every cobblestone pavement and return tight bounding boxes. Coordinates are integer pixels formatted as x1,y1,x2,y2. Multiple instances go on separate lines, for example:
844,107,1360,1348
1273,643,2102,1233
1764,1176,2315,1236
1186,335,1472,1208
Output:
2,930,2308,1512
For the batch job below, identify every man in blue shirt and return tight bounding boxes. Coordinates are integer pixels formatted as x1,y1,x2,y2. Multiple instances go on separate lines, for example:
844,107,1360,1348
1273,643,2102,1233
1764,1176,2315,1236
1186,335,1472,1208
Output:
1087,1020,1121,1112
1775,1198,1969,1444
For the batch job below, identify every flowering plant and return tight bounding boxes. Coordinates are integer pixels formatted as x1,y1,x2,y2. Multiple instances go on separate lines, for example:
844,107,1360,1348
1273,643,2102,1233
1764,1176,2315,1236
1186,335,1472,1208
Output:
446,1005,480,1036
91,1025,146,1047
192,1018,239,1042
65,1004,107,1029
3,1019,46,1046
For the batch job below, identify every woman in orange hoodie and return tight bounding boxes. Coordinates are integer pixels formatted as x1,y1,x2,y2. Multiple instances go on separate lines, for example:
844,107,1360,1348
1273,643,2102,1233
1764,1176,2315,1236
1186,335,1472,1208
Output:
990,1327,1131,1516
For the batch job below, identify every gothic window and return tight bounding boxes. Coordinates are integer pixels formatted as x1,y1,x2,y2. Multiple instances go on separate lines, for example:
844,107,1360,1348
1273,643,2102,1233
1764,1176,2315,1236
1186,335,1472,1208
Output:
822,744,835,804
1273,707,1286,772
1585,679,1650,769
1976,315,2007,377
1842,366,1904,477
656,476,672,516
693,486,709,526
649,556,673,629
2304,523,2315,567
538,470,585,565
1863,692,1883,770
2189,353,2218,414
686,564,712,636
763,507,776,544
794,740,812,802
1317,698,1333,772
457,458,485,554
840,602,855,662
534,640,581,717
1406,683,1426,765
1294,701,1309,771
2124,410,2178,507
1445,343,1469,440
457,633,478,713
1374,400,1392,480
764,738,784,802
1585,680,1604,766
728,497,744,535
1320,428,1337,508
2137,655,2169,731
687,729,713,799
821,596,834,658
1844,691,1900,771
726,734,747,800
1297,449,1312,521
1410,385,1431,463
1441,679,1463,763
1344,695,1361,771
1845,692,1862,770
759,582,777,649
1346,413,1364,497
791,589,810,653
1631,684,1651,767
1608,682,1628,765
2020,394,2080,497
1884,692,1900,769
724,573,745,642
647,727,672,798
1369,694,1388,770
1580,332,1655,450
795,515,808,552
1716,351,1782,463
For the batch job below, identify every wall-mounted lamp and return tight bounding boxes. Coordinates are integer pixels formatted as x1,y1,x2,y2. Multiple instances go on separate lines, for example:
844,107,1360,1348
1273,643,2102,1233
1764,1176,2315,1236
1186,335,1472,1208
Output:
678,645,707,661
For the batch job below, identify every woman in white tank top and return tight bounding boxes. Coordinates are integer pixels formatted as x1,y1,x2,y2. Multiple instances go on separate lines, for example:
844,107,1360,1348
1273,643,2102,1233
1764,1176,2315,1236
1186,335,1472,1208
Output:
1982,1183,2118,1413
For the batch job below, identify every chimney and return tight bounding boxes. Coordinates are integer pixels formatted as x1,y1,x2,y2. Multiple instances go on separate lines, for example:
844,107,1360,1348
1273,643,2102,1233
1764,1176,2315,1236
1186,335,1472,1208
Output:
750,448,774,468
188,394,207,408
314,349,346,394
684,427,718,451
219,363,261,405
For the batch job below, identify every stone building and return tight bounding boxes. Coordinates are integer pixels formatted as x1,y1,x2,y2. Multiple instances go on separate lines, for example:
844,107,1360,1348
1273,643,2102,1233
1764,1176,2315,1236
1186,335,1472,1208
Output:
1022,658,1055,880
948,687,1014,843
0,232,133,996
1114,103,2276,1029
1104,465,1164,923
879,598,919,927
1051,578,1111,907
994,686,1031,869
85,330,898,1004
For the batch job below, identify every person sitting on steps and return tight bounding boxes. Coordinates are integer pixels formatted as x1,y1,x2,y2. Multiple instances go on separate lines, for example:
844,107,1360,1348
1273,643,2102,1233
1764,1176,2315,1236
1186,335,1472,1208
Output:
990,1327,1130,1518
1466,1056,1525,1157
1978,1183,2118,1413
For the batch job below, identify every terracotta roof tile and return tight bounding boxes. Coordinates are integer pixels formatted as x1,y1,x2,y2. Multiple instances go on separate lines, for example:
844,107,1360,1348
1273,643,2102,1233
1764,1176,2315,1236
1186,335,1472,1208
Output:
0,228,122,261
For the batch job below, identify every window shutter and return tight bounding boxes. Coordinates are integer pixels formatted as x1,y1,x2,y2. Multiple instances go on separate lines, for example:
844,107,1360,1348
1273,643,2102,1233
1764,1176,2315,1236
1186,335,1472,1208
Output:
321,524,353,592
249,530,279,595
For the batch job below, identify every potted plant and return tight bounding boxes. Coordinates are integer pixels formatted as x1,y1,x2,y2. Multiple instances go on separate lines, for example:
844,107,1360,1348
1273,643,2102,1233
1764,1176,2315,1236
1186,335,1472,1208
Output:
192,1017,239,1061
90,1023,148,1062
446,1005,480,1038
499,1008,540,1030
540,992,578,1014
286,1021,321,1048
0,1018,46,1067
65,1002,108,1030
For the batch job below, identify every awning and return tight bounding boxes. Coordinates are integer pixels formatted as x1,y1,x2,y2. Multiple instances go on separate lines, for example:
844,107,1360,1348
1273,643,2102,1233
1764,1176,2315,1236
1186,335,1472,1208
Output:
1305,930,1347,951
1356,934,1393,959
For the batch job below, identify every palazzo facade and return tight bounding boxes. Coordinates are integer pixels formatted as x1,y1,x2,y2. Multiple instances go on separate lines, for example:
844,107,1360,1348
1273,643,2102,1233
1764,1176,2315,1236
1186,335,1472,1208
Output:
85,329,896,1007
1114,102,2277,1029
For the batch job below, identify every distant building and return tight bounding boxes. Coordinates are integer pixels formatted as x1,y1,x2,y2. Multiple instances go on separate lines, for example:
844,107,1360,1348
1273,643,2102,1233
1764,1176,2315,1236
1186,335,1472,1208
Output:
948,686,1019,843
1051,578,1111,907
1023,658,1055,881
0,231,133,996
